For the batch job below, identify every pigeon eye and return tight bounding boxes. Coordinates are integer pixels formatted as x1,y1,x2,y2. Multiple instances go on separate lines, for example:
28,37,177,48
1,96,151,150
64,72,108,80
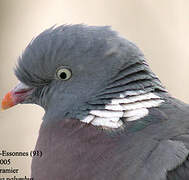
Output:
56,67,72,80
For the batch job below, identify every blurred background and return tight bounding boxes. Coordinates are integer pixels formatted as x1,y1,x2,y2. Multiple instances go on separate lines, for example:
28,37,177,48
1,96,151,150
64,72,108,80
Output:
0,0,189,178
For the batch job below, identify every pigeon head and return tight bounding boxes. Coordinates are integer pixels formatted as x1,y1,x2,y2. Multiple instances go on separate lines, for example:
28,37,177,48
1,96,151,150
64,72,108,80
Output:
1,24,166,128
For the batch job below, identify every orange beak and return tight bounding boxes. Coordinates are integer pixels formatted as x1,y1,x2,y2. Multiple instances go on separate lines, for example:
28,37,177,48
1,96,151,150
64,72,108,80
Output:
1,82,34,110
1,91,16,110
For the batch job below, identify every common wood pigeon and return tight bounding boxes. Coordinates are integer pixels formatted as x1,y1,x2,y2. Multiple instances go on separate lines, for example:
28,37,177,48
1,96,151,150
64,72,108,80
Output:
2,24,189,180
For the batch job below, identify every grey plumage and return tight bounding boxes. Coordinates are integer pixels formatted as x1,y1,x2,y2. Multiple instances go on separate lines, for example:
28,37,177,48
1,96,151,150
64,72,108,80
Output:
10,24,189,180
15,24,165,120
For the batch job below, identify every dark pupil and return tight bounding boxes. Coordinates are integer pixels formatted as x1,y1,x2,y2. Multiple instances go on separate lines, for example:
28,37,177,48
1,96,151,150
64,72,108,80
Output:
60,72,67,79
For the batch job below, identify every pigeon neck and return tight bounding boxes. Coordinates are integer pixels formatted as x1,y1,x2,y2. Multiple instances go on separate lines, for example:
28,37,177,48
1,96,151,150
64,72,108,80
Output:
80,60,167,129
81,90,165,129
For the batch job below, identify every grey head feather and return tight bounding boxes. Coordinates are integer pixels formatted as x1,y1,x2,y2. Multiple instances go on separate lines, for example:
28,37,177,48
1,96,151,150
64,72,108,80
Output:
14,24,166,123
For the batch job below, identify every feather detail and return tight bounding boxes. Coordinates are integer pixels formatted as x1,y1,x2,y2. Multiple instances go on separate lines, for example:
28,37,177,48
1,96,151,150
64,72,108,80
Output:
90,110,124,118
80,115,95,123
91,117,123,128
81,91,164,129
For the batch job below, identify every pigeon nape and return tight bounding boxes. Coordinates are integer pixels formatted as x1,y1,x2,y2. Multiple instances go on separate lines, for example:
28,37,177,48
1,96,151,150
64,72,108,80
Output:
2,24,189,180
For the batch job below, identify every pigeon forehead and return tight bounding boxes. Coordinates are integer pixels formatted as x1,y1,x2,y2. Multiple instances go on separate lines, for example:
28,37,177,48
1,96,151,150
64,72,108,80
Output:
15,24,144,85
20,24,120,63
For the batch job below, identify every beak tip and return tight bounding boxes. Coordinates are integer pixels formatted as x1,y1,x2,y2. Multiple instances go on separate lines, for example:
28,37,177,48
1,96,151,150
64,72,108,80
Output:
1,103,9,110
1,91,15,110
1,106,6,111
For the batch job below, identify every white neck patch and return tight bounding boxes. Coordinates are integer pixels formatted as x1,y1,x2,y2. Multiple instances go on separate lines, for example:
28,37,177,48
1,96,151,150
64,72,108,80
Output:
81,91,164,129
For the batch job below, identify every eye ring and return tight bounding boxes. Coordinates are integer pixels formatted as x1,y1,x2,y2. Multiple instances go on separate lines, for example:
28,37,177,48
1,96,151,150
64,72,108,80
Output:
56,66,72,80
